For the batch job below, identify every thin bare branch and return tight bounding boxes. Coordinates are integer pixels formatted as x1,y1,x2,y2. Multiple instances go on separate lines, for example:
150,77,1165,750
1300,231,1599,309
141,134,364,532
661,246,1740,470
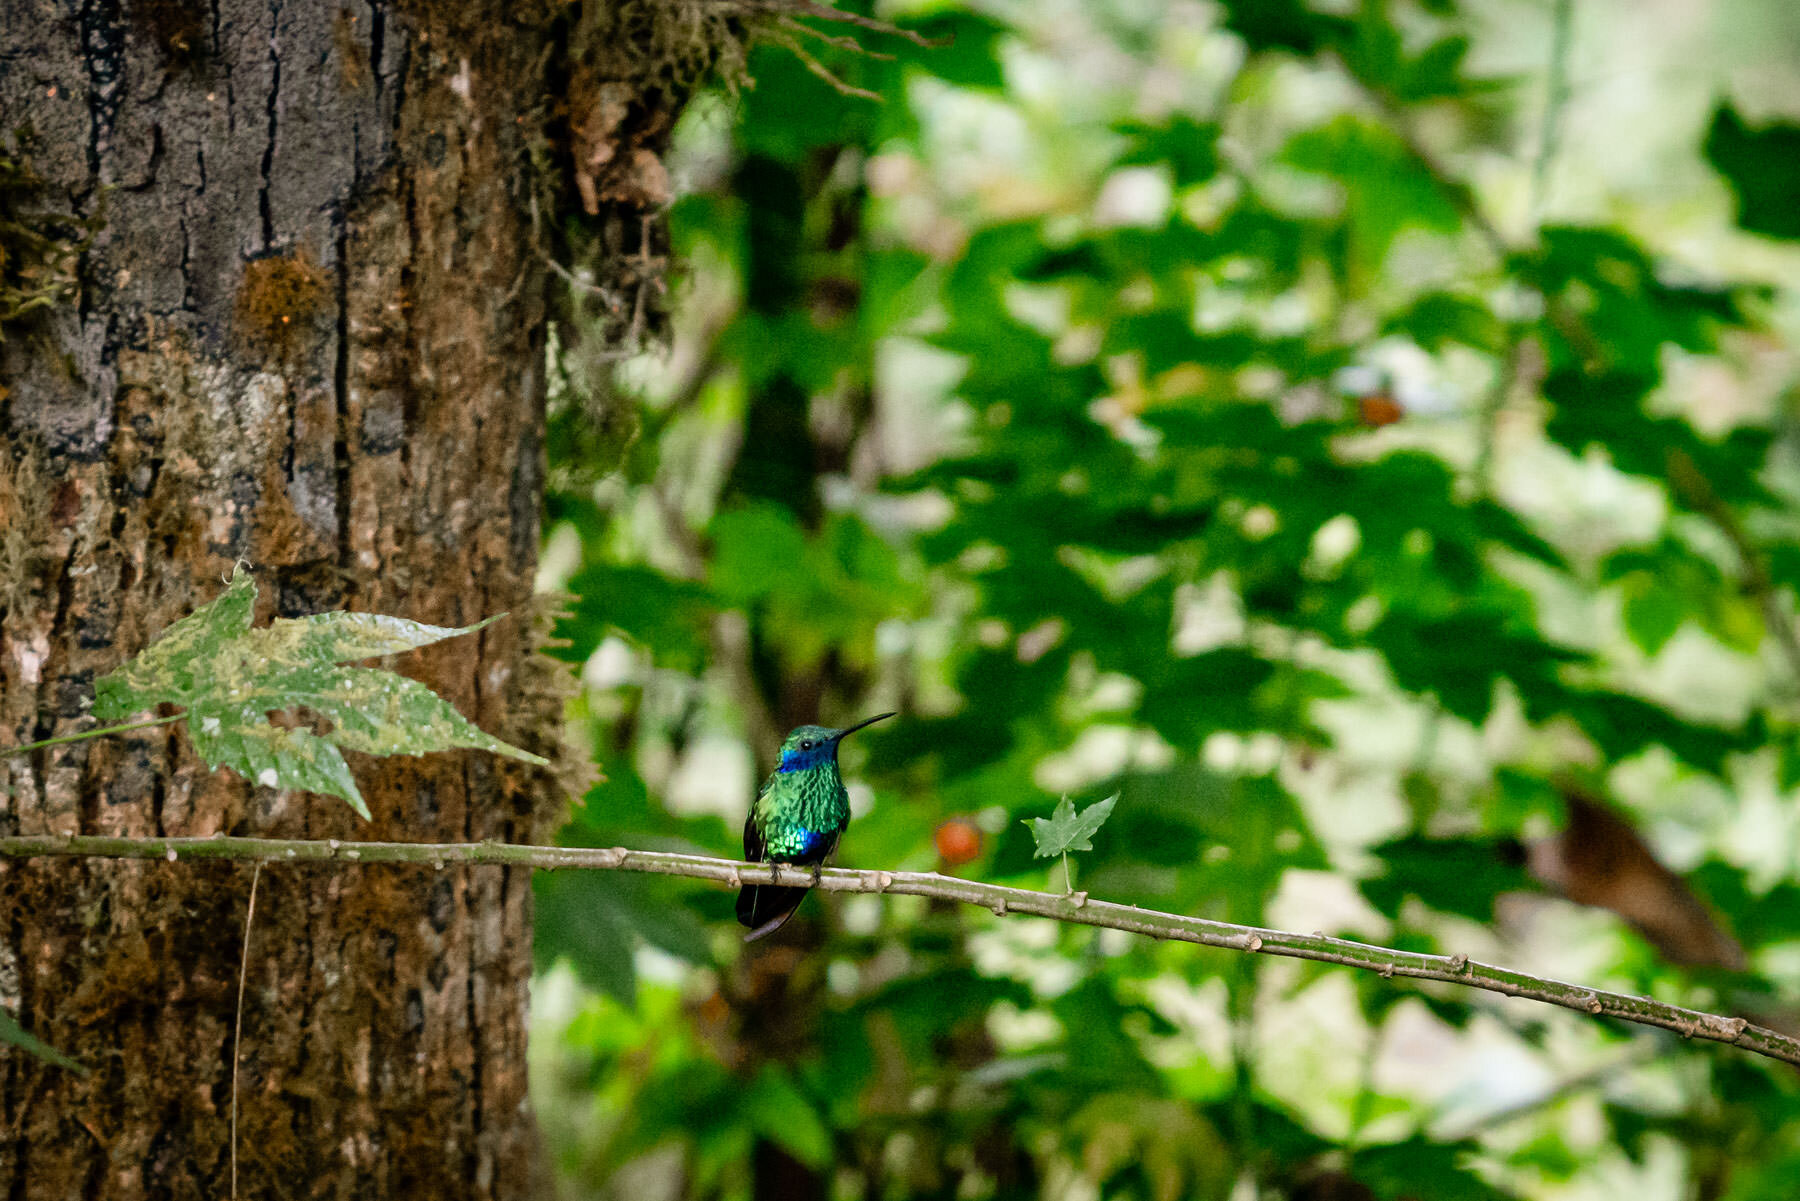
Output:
1432,1043,1659,1141
780,15,896,60
1529,0,1576,223
1666,447,1800,687
0,835,1793,1069
769,28,883,101
230,862,262,1201
741,0,942,47
1359,84,1512,261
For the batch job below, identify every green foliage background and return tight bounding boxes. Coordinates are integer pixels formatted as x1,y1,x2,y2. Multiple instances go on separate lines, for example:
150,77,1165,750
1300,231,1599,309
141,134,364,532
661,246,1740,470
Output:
534,1,1800,1197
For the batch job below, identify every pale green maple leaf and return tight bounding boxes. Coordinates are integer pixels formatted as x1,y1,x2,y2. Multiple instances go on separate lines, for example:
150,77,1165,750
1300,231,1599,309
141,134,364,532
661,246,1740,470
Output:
1023,793,1118,894
92,565,547,819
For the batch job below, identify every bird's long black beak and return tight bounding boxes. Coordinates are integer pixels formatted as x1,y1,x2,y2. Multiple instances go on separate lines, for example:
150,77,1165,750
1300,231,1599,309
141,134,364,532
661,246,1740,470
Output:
832,711,896,741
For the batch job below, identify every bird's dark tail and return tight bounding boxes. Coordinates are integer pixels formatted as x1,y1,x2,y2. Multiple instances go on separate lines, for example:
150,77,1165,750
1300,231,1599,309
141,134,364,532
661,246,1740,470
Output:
737,883,809,942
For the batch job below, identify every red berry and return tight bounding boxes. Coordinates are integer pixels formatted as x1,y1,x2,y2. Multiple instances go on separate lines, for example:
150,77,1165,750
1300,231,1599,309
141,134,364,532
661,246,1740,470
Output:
934,818,983,868
1357,393,1404,428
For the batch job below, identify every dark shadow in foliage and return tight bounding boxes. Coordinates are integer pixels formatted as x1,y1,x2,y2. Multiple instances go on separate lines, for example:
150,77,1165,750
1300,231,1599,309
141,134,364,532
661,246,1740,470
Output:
1361,834,1534,925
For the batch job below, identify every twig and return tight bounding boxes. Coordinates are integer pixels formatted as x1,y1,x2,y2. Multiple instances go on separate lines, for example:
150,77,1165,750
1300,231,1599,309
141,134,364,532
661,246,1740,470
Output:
1433,1043,1657,1141
769,28,882,101
1665,447,1800,687
740,0,942,47
780,15,895,60
1345,1016,1388,1154
231,862,262,1200
1472,327,1527,493
0,834,1793,1068
1529,0,1575,223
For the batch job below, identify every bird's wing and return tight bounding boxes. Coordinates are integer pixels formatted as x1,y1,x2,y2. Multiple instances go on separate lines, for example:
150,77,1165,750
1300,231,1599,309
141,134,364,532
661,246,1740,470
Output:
742,807,766,862
742,770,781,860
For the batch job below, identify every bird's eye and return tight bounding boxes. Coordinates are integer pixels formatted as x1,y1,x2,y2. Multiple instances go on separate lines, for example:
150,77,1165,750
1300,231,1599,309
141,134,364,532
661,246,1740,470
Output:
800,740,815,751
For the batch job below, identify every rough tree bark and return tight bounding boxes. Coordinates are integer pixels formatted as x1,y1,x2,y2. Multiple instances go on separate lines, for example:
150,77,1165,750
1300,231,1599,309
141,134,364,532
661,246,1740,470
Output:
0,1,707,1196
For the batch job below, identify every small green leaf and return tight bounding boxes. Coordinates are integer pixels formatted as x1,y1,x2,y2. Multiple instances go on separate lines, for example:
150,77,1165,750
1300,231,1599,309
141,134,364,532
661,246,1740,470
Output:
1024,793,1118,858
0,1006,86,1074
90,565,547,819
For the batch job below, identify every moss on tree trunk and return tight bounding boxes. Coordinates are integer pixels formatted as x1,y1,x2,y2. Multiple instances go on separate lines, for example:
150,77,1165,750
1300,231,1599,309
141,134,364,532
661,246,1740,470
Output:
0,1,704,1194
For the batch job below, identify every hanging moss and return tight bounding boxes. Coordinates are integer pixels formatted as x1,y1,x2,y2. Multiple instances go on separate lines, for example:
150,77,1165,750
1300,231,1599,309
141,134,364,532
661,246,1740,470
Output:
567,0,750,93
0,147,90,340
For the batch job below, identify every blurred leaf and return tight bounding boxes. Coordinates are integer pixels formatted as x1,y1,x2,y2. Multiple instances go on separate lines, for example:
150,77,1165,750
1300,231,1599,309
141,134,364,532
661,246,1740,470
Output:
1619,570,1690,655
1216,0,1353,56
0,1007,85,1074
1390,36,1476,102
1069,1093,1233,1201
1114,116,1221,187
1353,1137,1519,1200
1283,115,1463,276
1385,292,1505,352
745,1067,833,1168
1561,691,1747,776
1369,609,1581,725
533,871,643,1007
1052,978,1166,1092
711,505,812,605
1362,836,1532,922
896,12,1011,90
1688,861,1800,949
555,563,716,668
1704,104,1800,239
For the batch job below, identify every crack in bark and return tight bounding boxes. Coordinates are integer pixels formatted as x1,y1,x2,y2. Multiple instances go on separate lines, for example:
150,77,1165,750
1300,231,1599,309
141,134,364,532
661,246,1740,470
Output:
464,911,485,1184
77,0,126,191
333,216,352,574
209,0,235,136
258,0,283,248
177,213,195,313
369,0,386,104
37,544,82,749
149,732,167,838
3,914,24,1201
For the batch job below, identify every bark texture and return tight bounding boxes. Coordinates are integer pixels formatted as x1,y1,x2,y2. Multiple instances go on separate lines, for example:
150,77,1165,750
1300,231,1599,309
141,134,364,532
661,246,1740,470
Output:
0,1,693,1196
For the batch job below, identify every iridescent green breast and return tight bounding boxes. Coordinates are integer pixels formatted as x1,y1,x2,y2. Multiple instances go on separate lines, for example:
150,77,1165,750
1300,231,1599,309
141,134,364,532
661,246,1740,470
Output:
753,764,848,861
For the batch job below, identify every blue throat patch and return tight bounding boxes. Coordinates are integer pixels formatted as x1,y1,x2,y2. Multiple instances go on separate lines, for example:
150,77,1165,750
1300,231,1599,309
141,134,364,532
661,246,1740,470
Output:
776,741,837,773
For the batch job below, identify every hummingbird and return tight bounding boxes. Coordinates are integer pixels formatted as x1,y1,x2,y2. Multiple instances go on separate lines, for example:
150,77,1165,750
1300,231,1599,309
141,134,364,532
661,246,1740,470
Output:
738,712,895,942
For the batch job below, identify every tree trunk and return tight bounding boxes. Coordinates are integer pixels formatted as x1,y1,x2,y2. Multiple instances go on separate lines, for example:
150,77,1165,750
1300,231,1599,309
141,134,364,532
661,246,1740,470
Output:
0,2,696,1196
